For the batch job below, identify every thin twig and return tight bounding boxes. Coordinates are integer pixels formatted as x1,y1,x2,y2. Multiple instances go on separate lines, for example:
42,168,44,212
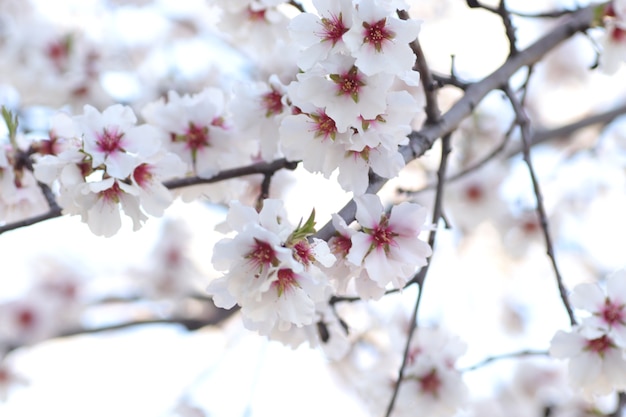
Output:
385,131,453,417
498,0,518,55
164,158,298,189
461,349,548,372
506,101,626,157
503,85,577,326
287,0,305,13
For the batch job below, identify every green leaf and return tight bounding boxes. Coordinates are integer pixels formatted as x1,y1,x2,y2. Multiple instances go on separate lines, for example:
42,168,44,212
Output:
1,106,19,147
288,208,317,243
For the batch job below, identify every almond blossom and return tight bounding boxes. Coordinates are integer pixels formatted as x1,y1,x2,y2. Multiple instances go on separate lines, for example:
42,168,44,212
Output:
208,199,335,337
347,194,432,295
288,0,354,70
33,104,185,236
550,325,626,397
343,0,420,76
570,269,626,346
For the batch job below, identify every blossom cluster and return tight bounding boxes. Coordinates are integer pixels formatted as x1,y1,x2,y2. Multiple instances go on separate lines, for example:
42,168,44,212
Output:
207,194,432,348
550,269,626,397
279,0,422,195
207,199,336,339
33,104,187,237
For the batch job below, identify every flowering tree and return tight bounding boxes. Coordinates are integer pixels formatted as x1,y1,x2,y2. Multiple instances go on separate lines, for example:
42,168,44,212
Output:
2,0,626,415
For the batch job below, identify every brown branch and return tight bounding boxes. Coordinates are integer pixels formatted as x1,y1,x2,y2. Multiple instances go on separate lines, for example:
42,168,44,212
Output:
503,85,577,327
506,101,626,157
163,158,298,189
0,158,299,235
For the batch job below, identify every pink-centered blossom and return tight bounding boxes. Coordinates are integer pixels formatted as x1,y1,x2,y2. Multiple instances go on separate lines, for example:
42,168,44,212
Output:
289,54,393,133
550,326,626,397
343,0,420,76
288,0,354,70
570,269,626,345
347,194,432,293
208,199,334,334
78,104,161,179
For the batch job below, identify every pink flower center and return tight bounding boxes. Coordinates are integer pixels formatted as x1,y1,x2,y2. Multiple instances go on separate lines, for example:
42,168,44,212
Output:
330,66,365,103
247,7,266,22
464,184,484,202
274,268,300,296
247,238,277,275
419,369,442,397
96,127,124,155
133,163,153,188
585,334,614,354
319,12,349,46
363,18,395,52
183,123,210,151
330,234,352,257
601,299,624,326
100,181,124,203
262,90,284,117
310,111,338,140
293,240,314,266
15,307,36,330
612,27,626,42
370,218,396,252
0,368,8,383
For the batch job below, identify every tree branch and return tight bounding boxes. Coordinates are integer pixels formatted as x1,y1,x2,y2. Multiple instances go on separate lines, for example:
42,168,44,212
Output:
503,85,577,327
0,158,299,235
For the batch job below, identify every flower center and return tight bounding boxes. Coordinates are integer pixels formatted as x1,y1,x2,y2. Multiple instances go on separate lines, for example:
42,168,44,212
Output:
310,111,338,140
262,90,284,117
330,234,352,257
418,369,442,397
319,12,348,46
133,163,153,188
100,181,123,203
247,238,277,275
274,268,300,296
293,240,314,266
363,18,394,52
372,223,394,249
330,66,365,103
601,300,624,326
464,184,483,202
16,307,36,330
585,334,614,354
247,7,266,22
96,127,124,155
